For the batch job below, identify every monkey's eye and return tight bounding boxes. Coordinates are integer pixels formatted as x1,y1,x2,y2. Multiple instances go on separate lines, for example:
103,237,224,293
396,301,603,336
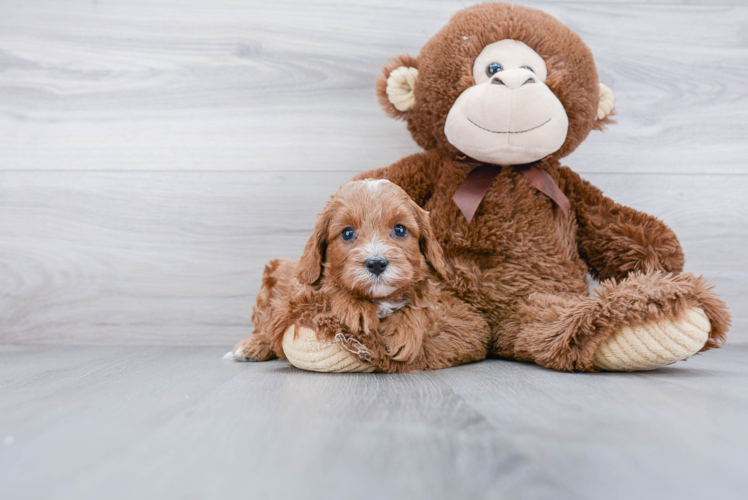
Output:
486,62,503,77
393,225,408,238
341,227,355,241
521,66,535,73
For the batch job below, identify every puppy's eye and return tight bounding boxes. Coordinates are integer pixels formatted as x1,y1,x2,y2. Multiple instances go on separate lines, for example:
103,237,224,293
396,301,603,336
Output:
486,62,503,77
341,227,355,241
521,66,534,73
393,224,407,238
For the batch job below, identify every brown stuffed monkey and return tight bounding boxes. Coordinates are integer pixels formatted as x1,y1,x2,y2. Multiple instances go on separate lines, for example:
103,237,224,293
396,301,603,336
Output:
231,2,730,372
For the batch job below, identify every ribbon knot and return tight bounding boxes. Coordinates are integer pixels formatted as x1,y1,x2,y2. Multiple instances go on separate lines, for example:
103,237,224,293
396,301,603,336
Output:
452,156,570,223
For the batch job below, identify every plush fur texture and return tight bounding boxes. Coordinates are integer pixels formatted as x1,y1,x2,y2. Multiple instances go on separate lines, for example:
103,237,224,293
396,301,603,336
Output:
235,2,729,373
340,2,728,372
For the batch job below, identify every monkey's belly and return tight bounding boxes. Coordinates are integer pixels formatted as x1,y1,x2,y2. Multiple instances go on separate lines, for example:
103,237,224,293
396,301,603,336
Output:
281,325,376,373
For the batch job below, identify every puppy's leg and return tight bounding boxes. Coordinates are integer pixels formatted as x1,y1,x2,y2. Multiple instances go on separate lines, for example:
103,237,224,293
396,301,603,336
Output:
379,306,435,364
225,259,295,362
327,289,380,336
225,333,277,362
307,293,490,373
372,293,490,371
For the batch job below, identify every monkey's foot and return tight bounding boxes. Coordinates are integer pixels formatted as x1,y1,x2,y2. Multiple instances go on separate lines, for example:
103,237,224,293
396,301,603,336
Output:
593,307,710,372
282,325,376,373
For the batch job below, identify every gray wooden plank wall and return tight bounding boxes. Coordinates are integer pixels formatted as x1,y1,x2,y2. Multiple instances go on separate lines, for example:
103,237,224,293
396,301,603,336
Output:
1,0,746,345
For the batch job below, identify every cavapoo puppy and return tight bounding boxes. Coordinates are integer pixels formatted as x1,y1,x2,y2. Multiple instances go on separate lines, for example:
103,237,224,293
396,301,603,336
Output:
225,179,485,371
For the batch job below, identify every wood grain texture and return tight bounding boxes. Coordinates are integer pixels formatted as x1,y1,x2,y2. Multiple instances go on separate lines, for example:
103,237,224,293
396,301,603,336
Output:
0,344,746,500
0,1,746,174
1,170,744,345
0,1,746,347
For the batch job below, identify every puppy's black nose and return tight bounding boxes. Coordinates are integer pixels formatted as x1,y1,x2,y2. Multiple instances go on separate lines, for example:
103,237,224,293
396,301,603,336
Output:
365,257,389,276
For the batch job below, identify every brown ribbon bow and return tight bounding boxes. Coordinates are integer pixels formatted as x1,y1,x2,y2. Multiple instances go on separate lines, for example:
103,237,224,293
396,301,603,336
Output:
452,156,570,223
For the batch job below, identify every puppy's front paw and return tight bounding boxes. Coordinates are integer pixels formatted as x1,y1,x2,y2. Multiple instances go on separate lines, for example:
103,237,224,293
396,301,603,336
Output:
380,322,423,364
337,308,378,336
383,334,421,363
225,333,276,362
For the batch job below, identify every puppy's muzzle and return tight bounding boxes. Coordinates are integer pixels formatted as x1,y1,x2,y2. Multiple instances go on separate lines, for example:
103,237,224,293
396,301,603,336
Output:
365,257,389,276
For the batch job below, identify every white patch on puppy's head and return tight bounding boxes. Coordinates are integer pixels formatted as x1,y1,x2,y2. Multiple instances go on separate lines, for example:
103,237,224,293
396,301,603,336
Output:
359,178,392,193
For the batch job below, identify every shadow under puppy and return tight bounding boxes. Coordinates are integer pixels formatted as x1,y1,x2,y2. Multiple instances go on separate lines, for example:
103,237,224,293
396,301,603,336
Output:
226,179,487,371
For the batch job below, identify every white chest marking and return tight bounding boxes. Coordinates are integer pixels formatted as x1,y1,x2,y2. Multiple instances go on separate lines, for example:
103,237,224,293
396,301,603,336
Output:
375,298,410,319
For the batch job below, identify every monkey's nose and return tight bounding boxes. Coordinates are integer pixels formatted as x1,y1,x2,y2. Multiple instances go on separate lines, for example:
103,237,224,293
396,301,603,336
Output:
365,257,389,276
490,69,536,90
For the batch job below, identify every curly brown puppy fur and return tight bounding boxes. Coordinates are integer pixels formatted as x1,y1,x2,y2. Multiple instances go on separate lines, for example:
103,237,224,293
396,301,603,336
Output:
229,179,478,369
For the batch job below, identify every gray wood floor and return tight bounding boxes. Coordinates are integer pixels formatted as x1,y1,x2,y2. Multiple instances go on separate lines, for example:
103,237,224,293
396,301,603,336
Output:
1,344,747,500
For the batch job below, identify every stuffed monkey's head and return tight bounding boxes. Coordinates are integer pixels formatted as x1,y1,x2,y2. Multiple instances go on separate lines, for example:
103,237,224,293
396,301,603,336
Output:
377,3,615,164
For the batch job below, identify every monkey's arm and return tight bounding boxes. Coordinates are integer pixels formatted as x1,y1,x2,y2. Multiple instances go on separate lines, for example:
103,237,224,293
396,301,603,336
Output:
351,151,439,207
557,166,685,282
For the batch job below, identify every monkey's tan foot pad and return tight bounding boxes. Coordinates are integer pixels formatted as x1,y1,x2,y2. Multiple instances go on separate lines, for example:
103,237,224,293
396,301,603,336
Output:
281,325,377,373
593,307,710,372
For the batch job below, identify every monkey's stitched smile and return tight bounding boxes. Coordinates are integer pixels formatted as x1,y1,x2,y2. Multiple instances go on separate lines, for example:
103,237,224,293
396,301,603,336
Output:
467,117,552,134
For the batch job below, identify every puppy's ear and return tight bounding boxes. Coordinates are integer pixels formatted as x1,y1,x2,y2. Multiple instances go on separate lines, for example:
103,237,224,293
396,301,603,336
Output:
376,54,419,120
409,201,449,280
297,202,333,286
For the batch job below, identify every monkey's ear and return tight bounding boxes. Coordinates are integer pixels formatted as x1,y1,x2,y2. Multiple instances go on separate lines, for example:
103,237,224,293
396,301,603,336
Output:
296,203,333,286
596,82,615,121
376,54,419,120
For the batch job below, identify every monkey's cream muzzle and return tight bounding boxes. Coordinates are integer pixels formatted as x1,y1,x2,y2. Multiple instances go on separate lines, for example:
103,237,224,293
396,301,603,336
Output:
445,70,569,165
443,39,567,165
